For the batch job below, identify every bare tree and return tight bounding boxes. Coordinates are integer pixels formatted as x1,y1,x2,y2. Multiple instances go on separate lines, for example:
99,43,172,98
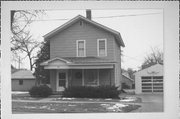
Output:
12,31,40,70
11,10,44,70
141,48,163,69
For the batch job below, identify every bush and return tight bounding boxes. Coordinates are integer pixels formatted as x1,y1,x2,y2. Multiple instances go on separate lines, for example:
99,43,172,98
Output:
122,83,130,89
62,86,120,99
29,85,52,97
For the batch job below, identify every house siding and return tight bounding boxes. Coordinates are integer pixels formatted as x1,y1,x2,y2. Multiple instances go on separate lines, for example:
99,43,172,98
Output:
114,40,122,89
49,20,115,60
12,79,35,91
50,70,57,91
122,76,133,89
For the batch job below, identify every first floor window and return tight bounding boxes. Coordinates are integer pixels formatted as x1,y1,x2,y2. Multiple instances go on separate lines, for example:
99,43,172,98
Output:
84,69,98,86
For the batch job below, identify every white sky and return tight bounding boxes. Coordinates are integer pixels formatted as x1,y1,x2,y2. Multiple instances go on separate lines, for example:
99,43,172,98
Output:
13,9,163,71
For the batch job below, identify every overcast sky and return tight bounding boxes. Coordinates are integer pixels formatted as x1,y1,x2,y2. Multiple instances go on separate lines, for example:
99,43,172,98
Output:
13,9,163,70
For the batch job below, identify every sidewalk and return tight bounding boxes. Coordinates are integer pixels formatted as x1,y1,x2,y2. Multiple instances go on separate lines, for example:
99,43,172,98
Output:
12,98,141,105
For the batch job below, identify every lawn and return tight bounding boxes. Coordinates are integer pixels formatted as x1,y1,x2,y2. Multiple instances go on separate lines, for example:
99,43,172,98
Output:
12,101,140,113
12,93,43,100
12,92,141,113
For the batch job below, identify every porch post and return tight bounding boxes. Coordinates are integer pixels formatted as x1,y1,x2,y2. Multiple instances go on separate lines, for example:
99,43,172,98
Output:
110,69,112,86
71,69,72,87
82,69,84,86
97,69,99,86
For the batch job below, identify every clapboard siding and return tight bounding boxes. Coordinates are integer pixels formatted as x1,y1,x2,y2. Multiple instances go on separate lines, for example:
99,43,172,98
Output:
12,79,35,91
49,20,115,60
114,40,122,87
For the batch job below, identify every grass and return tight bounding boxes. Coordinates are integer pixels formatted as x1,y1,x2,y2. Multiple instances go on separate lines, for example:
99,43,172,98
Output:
12,101,141,113
12,93,43,100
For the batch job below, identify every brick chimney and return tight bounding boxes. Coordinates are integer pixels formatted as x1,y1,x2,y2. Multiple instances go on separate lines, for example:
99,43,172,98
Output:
86,9,91,20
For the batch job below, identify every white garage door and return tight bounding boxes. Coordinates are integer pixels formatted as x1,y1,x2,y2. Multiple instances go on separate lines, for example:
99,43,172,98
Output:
141,76,163,93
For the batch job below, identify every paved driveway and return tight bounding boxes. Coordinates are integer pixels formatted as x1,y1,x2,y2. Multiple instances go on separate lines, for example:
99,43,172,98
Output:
132,93,163,112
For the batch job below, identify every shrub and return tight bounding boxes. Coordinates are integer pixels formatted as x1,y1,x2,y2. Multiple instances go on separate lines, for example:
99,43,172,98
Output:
122,83,130,89
29,85,52,97
62,86,120,99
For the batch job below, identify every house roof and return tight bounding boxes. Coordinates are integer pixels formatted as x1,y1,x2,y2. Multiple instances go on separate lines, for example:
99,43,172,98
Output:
11,69,35,79
134,63,163,75
41,57,116,66
122,73,134,82
43,15,125,47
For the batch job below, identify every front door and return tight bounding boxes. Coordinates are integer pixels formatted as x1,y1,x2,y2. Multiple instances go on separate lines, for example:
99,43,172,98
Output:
57,70,67,91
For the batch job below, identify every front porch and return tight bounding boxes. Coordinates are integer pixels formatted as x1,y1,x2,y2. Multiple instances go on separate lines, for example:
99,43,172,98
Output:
41,57,117,92
50,69,115,92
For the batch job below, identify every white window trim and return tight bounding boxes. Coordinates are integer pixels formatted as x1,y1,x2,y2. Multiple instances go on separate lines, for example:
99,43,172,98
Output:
76,40,86,57
97,39,107,57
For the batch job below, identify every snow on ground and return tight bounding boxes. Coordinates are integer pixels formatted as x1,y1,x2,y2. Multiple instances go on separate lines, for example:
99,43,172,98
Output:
12,91,29,94
24,106,37,109
101,103,128,112
68,104,76,106
105,98,112,100
107,103,128,112
120,97,136,102
60,97,75,100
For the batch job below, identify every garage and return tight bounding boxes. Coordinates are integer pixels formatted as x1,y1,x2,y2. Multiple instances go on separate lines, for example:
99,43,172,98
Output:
134,63,163,94
141,76,163,93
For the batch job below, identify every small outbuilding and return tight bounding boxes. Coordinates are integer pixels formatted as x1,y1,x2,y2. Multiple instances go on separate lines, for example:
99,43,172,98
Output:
134,63,163,94
11,69,36,91
121,72,134,89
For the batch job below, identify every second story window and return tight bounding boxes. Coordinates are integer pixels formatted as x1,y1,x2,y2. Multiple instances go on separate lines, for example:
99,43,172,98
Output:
76,40,86,57
97,39,107,57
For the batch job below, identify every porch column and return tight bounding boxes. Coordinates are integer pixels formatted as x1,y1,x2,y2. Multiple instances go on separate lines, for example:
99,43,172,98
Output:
97,69,100,86
82,69,84,86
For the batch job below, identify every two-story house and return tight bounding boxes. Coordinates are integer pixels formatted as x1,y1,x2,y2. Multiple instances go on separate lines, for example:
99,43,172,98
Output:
41,10,125,92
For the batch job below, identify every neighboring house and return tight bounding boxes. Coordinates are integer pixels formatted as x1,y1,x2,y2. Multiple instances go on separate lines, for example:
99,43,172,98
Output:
11,69,35,91
41,10,125,92
122,72,134,89
134,63,163,94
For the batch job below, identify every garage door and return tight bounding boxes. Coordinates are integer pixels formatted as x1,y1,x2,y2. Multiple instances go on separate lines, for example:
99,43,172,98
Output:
141,76,163,93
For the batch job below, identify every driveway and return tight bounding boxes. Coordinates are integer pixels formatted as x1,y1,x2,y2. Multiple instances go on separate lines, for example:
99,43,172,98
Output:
132,93,163,112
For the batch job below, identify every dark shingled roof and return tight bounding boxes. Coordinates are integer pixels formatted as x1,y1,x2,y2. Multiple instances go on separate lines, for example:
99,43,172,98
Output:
61,57,116,64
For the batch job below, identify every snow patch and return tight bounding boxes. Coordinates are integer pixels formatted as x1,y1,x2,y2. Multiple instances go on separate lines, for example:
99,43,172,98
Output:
58,97,75,100
120,97,136,102
101,104,111,106
105,98,112,100
12,91,28,94
68,104,76,106
107,103,128,112
24,106,36,109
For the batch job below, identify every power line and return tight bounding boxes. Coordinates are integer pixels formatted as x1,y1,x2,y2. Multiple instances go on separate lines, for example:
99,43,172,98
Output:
19,12,162,22
123,54,144,62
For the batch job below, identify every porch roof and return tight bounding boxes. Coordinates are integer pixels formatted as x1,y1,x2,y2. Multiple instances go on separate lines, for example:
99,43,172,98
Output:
41,57,115,69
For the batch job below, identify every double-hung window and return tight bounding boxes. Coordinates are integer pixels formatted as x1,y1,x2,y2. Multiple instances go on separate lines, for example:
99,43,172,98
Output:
97,39,107,57
76,40,86,57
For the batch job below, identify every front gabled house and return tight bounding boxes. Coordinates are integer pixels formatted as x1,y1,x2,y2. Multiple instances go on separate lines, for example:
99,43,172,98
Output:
41,10,125,92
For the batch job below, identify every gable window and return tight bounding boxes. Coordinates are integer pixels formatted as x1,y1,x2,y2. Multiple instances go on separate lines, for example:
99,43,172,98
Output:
76,40,86,57
19,80,23,85
97,39,107,56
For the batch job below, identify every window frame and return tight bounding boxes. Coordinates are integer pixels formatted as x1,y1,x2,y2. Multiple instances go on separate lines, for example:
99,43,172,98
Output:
19,79,23,85
84,69,99,86
97,39,107,57
76,40,86,57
